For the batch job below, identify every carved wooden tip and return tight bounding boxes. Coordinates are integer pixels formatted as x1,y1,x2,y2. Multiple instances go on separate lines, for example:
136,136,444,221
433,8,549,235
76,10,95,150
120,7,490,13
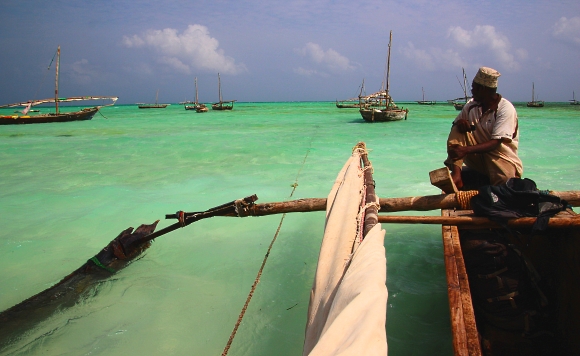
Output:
429,167,458,194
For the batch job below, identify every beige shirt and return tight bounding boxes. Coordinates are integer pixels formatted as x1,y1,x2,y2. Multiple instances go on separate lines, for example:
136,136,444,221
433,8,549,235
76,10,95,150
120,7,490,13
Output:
454,97,523,176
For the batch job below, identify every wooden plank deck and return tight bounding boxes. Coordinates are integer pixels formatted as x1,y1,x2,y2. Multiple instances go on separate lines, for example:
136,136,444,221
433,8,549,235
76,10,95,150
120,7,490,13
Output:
442,209,482,356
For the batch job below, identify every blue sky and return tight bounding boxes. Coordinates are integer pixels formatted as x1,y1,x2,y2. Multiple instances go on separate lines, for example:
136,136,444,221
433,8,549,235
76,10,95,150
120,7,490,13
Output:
1,0,579,104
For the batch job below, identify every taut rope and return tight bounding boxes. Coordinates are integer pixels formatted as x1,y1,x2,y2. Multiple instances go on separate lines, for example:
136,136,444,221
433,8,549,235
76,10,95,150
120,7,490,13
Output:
221,142,313,355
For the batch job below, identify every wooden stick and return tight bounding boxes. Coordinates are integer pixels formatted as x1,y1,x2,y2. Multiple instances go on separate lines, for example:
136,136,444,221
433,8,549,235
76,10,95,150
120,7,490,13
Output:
245,198,327,216
150,195,259,241
548,190,580,206
377,215,580,228
158,191,580,233
359,143,379,237
380,191,580,212
229,190,580,217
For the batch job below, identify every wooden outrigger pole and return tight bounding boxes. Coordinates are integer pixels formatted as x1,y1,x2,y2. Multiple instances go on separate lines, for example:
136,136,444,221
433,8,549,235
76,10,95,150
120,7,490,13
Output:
161,191,580,229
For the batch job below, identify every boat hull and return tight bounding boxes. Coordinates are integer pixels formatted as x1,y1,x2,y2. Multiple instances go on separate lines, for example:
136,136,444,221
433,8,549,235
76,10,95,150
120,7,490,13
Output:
185,104,208,112
211,103,234,110
0,107,99,125
360,108,407,122
527,101,544,108
336,103,361,108
443,208,580,355
138,104,168,109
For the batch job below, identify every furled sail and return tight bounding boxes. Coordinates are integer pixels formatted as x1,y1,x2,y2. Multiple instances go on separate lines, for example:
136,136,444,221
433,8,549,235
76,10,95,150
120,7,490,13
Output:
303,144,388,355
0,96,119,108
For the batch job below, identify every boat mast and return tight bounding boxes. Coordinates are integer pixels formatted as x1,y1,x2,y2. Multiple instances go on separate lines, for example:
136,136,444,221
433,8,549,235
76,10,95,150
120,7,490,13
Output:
195,77,199,104
462,68,467,101
386,31,392,107
532,82,535,102
155,89,159,104
218,73,222,103
55,46,60,114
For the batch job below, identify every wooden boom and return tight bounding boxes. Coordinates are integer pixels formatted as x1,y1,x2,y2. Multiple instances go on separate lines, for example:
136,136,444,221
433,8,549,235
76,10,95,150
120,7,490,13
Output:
225,190,580,217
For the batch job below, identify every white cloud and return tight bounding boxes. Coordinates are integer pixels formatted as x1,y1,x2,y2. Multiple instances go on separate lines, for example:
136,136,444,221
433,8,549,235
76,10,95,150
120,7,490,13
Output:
401,42,433,70
293,67,315,76
296,42,355,72
122,24,247,75
159,56,190,74
403,25,523,71
552,16,580,45
447,25,522,70
122,35,145,47
401,42,465,71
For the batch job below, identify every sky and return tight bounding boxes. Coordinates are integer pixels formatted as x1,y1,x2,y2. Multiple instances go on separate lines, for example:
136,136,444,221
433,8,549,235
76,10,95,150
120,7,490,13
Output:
1,0,579,104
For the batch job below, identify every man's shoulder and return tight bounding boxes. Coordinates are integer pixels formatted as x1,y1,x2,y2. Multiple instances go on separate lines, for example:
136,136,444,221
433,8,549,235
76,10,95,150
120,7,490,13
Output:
498,96,515,109
497,97,517,115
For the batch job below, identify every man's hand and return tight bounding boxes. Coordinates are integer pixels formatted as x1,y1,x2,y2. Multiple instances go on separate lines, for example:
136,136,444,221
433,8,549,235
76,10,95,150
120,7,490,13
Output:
448,139,503,162
453,118,474,133
448,144,469,161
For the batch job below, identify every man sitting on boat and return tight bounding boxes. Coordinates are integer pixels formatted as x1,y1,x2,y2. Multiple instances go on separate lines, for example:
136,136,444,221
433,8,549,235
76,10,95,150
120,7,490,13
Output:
444,67,523,191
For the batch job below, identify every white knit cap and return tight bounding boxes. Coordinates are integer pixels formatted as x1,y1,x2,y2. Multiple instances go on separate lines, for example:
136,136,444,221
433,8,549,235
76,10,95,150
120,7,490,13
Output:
473,67,501,88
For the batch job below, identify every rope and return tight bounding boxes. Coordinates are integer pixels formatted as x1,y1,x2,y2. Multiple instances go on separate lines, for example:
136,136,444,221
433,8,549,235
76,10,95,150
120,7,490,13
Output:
356,200,381,243
176,211,185,227
97,108,110,120
456,190,479,210
30,48,59,104
221,140,314,355
88,256,116,273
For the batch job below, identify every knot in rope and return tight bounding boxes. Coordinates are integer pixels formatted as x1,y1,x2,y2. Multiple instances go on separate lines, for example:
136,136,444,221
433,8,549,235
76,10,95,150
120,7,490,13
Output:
455,190,479,210
176,211,185,227
234,199,254,217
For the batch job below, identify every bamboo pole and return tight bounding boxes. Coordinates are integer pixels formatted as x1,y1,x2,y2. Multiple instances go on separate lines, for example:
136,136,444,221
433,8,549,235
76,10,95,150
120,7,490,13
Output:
377,215,580,228
157,190,580,236
380,190,580,212
204,190,580,217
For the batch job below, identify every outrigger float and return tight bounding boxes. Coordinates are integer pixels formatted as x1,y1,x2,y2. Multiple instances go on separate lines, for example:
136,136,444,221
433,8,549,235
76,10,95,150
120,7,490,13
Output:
1,142,579,354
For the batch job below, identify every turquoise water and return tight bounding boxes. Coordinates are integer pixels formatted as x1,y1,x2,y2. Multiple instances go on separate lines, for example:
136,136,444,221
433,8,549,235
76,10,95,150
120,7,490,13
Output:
0,102,579,355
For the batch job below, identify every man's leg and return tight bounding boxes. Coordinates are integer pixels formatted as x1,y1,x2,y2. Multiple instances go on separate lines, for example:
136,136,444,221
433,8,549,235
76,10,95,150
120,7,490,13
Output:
485,157,520,185
445,125,468,189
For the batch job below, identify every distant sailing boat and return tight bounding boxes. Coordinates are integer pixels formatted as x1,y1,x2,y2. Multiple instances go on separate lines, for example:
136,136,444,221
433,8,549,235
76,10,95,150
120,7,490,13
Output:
449,68,471,111
570,91,579,105
336,79,368,108
416,87,436,105
526,82,544,108
211,73,236,111
359,30,408,122
138,89,169,109
185,77,208,112
0,46,118,125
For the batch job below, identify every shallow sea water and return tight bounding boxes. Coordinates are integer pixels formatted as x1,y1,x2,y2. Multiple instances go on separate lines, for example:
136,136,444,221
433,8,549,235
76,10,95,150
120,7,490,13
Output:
0,101,579,355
